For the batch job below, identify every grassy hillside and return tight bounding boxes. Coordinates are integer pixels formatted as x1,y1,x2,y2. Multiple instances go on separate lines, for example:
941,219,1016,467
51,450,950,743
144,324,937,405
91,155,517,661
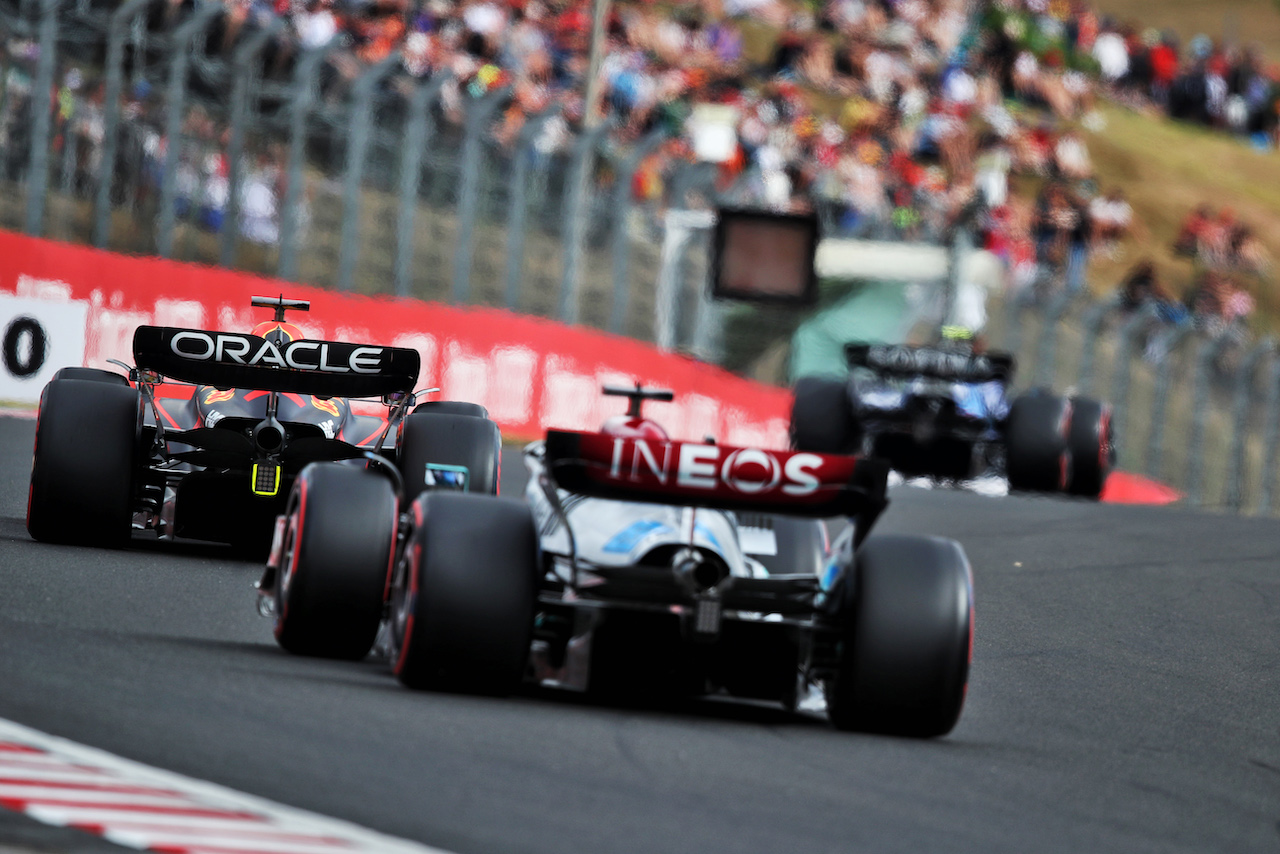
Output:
1089,0,1280,63
1081,103,1280,329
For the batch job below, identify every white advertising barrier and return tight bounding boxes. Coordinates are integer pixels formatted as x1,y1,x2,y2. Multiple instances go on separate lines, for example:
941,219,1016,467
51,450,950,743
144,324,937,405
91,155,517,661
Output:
0,294,89,405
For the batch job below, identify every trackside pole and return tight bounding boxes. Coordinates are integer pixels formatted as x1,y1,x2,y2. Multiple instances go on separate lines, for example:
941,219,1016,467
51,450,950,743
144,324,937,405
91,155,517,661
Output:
23,0,60,238
92,0,149,248
155,3,220,258
393,73,449,298
337,52,402,293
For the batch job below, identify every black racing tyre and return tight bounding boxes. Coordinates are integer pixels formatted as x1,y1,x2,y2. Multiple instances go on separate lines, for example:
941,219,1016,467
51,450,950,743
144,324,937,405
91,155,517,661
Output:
27,379,139,547
412,400,489,419
790,376,858,454
51,366,130,385
746,515,827,577
391,493,538,694
1005,391,1071,493
1067,397,1113,499
825,535,973,738
274,463,398,660
398,411,501,499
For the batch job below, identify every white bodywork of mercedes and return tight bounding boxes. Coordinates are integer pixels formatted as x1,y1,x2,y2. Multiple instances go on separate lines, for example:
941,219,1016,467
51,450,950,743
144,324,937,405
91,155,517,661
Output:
523,440,782,583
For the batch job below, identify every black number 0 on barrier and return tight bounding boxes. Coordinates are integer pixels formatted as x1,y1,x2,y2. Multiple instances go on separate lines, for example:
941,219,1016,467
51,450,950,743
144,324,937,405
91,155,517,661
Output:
3,316,47,379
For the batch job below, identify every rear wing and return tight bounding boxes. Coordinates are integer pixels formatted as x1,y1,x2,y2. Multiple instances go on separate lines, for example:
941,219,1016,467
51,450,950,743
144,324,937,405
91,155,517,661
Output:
845,342,1015,383
544,429,888,522
133,326,420,397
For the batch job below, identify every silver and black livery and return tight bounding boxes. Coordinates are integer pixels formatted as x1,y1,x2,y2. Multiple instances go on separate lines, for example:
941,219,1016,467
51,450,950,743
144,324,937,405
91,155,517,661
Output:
261,383,976,738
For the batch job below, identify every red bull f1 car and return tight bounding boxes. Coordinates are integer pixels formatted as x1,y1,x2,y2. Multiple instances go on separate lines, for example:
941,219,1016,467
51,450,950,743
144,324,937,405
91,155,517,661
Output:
27,296,499,556
790,341,1114,498
261,384,974,738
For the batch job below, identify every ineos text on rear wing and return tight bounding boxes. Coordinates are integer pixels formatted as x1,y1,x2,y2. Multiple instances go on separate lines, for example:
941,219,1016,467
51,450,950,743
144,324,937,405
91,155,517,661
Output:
846,343,1015,383
544,430,888,521
133,326,420,397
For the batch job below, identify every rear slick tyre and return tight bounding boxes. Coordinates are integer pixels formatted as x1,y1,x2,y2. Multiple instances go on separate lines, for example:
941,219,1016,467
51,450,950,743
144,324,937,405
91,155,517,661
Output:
790,376,857,453
825,535,973,738
50,367,130,385
1067,397,1112,499
398,411,501,499
27,379,139,547
391,493,538,694
274,463,398,660
411,400,489,419
1005,391,1071,493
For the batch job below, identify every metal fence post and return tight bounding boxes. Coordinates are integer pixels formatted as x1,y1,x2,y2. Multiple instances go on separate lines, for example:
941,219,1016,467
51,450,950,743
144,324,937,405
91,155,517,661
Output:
57,94,76,195
393,73,448,298
558,120,610,324
23,0,60,237
503,106,559,310
1074,299,1117,395
941,223,973,338
689,224,722,362
0,45,10,168
1186,333,1231,505
1225,338,1274,510
155,3,220,258
1144,324,1191,477
654,207,715,351
1002,297,1025,373
1108,304,1159,458
92,0,149,248
220,18,282,267
609,127,665,335
337,52,401,293
278,42,336,282
1031,289,1076,388
1257,357,1280,514
451,86,510,304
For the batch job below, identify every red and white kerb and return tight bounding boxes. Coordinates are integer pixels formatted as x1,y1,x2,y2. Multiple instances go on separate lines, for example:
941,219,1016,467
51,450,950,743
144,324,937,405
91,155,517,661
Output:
0,718,450,854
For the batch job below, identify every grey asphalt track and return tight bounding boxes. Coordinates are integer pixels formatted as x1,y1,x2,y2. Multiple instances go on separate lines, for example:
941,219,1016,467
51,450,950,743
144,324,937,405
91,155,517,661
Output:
0,413,1277,854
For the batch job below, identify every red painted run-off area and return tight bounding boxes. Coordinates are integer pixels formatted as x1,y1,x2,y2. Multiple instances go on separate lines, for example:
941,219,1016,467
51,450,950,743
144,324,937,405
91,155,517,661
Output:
0,231,1179,504
1101,472,1182,505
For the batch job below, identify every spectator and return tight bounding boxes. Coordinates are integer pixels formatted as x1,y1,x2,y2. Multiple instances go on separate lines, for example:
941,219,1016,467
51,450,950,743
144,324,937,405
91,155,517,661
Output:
1092,23,1129,85
1187,269,1254,334
1118,259,1181,317
1033,181,1090,296
1173,204,1214,257
1088,187,1132,255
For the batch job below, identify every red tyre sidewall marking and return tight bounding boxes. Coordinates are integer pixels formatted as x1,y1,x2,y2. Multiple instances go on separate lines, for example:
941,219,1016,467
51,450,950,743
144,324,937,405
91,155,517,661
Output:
273,475,308,639
1058,399,1073,492
1098,406,1113,474
392,500,425,677
381,494,399,603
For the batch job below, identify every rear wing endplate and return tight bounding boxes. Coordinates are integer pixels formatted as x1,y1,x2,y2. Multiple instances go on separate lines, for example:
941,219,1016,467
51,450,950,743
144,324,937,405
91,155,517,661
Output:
133,326,420,397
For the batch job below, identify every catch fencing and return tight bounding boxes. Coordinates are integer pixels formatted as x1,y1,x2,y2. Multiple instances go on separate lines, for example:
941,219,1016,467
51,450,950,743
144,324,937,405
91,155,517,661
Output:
0,0,740,356
1,0,1278,515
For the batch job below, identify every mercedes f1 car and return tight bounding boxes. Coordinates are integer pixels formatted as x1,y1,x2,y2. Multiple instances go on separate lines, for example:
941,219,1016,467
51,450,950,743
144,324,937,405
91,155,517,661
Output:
261,383,974,737
27,296,499,555
790,341,1114,498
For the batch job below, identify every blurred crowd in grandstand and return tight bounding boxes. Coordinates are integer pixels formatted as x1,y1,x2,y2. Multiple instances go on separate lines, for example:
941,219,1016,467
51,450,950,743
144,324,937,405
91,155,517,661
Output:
1,0,1276,338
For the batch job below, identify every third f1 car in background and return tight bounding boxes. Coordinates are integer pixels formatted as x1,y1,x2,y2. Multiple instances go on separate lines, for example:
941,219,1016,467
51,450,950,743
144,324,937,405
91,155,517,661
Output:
265,383,974,738
790,341,1114,498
